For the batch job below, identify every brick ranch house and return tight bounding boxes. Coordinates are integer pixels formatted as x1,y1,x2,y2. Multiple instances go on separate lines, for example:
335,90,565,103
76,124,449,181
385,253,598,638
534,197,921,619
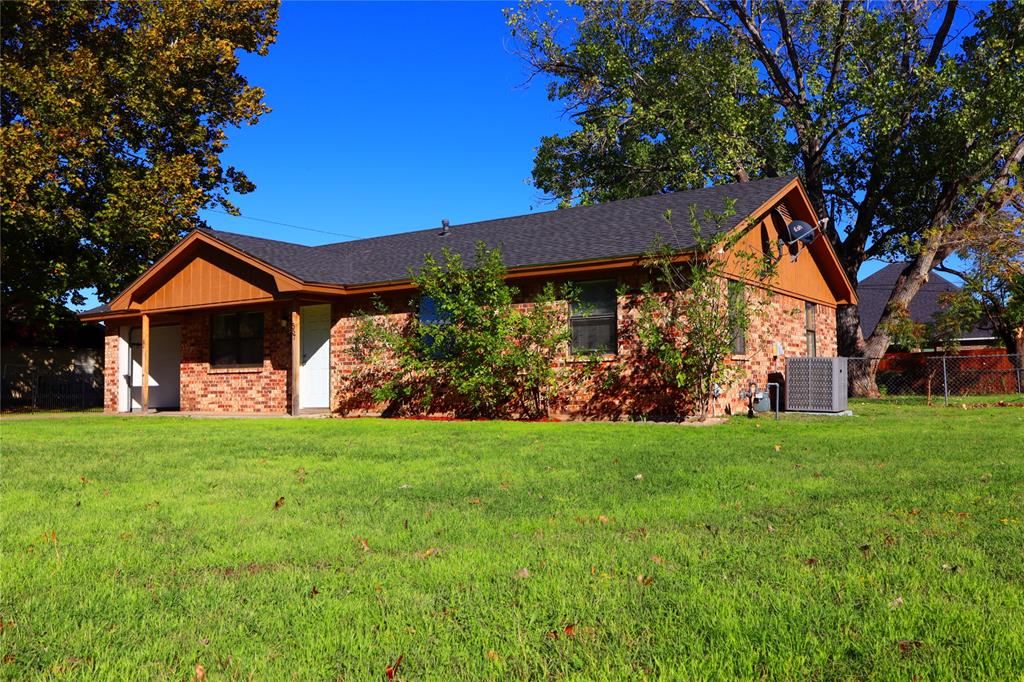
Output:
80,176,855,418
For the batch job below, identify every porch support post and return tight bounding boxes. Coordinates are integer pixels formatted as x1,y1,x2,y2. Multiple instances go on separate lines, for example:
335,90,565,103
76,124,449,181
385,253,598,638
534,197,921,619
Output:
291,304,301,416
141,313,150,414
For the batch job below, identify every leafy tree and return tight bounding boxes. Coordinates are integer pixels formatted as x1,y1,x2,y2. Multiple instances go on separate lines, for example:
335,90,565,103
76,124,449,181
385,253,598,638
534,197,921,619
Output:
506,0,1024,395
934,210,1024,367
1,1,279,343
633,203,772,420
346,244,573,419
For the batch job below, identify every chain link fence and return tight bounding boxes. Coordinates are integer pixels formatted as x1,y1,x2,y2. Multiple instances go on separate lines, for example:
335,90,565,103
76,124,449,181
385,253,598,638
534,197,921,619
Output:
848,353,1022,405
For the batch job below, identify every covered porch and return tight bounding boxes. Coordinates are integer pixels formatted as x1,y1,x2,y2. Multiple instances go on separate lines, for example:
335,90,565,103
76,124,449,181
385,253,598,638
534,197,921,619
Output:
82,231,344,416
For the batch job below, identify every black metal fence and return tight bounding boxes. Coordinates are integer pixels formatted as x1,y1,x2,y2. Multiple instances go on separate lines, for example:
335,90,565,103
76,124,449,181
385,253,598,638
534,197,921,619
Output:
1,371,104,412
848,353,1022,405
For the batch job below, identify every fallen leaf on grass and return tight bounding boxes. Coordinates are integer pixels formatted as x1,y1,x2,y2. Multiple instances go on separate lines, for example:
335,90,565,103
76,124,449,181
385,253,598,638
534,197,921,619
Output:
193,663,206,681
79,476,90,485
767,524,776,534
803,558,819,566
385,654,404,680
295,467,306,484
469,497,482,505
355,536,371,553
636,574,654,586
486,650,500,662
417,547,439,559
399,483,411,489
773,444,782,452
889,596,904,609
273,496,285,510
545,624,577,640
897,640,923,655
2,654,13,664
941,563,961,573
200,637,210,646
859,544,871,554
515,567,530,579
597,515,610,525
633,473,644,481
500,481,510,491
649,555,665,565
309,586,320,597
909,508,921,516
884,534,896,547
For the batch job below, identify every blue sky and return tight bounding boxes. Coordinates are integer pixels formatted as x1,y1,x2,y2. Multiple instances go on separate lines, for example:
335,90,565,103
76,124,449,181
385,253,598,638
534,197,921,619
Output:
198,1,572,245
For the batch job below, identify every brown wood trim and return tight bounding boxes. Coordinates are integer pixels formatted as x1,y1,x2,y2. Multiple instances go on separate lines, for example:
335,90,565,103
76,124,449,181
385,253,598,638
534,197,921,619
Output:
141,313,150,413
105,231,346,313
290,304,301,416
728,273,841,308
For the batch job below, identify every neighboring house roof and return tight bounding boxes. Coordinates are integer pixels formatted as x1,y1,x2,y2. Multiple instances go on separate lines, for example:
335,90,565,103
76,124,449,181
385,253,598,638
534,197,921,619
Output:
200,175,797,287
858,263,993,340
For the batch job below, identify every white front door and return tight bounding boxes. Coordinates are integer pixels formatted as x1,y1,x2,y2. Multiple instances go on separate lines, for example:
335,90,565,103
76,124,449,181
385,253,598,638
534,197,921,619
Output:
299,304,331,409
128,324,182,411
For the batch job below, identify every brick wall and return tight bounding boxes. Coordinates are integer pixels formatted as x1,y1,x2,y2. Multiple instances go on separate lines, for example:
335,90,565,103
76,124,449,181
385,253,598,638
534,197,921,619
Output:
179,306,291,413
103,327,119,413
100,287,837,418
330,281,837,420
726,292,837,414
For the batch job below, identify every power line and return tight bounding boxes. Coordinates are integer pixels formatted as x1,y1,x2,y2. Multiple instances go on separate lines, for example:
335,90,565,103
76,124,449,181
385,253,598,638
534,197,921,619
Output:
206,208,362,240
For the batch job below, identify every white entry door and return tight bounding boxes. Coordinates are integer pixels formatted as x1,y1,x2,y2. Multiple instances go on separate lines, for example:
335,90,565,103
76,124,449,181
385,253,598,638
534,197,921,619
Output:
299,304,331,408
128,324,181,411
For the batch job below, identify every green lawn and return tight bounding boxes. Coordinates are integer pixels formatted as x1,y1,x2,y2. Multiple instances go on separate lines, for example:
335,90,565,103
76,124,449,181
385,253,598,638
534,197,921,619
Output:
2,404,1022,680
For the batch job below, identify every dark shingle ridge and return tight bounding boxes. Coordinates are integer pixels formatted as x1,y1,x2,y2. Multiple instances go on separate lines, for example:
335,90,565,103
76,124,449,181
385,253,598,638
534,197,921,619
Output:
204,175,795,287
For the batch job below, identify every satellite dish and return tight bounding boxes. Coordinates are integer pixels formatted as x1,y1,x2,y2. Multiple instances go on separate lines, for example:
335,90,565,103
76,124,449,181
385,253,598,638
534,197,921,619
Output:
771,216,826,264
784,220,817,247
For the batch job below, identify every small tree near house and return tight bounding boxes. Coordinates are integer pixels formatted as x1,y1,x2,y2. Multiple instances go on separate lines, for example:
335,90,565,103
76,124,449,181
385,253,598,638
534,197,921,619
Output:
633,203,776,420
345,243,573,419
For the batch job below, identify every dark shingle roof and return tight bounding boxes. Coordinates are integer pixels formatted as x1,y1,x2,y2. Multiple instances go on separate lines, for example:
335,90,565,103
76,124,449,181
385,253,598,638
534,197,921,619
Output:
858,263,993,339
203,176,796,286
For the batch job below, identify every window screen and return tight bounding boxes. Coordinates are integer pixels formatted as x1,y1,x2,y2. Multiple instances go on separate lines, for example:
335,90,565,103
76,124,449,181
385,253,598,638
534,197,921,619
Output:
210,311,264,366
571,281,617,354
419,295,451,358
805,302,817,357
728,281,746,355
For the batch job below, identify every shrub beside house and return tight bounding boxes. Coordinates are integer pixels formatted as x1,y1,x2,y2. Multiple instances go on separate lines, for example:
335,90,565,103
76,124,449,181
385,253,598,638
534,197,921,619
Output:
80,176,854,419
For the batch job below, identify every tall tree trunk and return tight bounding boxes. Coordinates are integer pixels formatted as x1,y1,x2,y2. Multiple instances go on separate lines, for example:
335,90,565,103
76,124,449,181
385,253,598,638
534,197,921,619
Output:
855,204,956,396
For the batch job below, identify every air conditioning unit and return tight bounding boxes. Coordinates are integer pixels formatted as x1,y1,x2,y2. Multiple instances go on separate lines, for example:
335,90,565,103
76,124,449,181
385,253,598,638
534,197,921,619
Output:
786,357,848,413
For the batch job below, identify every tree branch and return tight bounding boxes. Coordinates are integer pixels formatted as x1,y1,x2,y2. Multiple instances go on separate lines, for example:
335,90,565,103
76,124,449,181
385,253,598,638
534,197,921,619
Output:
926,0,959,68
826,0,851,94
773,0,806,102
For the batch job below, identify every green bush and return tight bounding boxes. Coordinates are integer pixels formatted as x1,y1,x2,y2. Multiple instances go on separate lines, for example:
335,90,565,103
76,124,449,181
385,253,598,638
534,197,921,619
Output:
348,243,573,419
